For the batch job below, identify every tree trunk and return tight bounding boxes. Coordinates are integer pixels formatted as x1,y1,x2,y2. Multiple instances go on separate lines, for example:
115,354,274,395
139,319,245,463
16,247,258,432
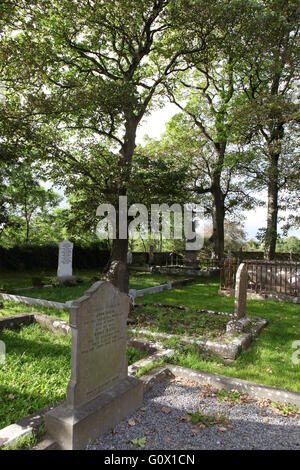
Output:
110,238,129,264
264,152,279,260
211,188,225,261
25,222,30,243
211,144,226,261
107,115,138,292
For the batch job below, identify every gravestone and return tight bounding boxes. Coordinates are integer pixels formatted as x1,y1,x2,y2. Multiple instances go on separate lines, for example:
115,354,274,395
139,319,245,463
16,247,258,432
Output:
45,281,143,450
0,340,5,364
226,263,249,335
57,240,76,283
149,245,154,265
234,263,248,319
127,251,133,265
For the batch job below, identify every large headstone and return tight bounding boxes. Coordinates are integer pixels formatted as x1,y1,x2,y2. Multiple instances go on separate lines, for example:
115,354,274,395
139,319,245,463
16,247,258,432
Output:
234,263,248,319
57,240,76,282
45,281,143,450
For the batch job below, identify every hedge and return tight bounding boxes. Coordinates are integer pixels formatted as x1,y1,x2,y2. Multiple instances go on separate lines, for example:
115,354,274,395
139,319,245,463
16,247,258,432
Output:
0,244,110,271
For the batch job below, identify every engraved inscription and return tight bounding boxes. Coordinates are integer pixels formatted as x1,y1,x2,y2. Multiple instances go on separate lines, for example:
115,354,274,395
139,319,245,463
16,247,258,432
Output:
67,281,129,408
60,246,72,265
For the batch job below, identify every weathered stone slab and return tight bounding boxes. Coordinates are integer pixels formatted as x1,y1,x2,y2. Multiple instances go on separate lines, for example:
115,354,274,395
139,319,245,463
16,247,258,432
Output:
45,280,143,449
34,313,71,336
0,424,33,449
0,293,66,310
226,317,251,335
45,376,142,450
234,263,248,319
0,313,35,331
67,281,129,407
168,365,300,407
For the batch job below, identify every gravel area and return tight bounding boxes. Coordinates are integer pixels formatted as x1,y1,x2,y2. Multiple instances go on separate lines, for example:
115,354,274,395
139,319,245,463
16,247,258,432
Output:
88,377,300,450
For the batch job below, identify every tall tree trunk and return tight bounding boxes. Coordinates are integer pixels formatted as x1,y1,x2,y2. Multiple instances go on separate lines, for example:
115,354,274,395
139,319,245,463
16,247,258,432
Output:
25,221,30,243
107,115,137,292
211,187,225,261
110,238,129,264
264,152,279,260
264,120,283,261
211,144,225,261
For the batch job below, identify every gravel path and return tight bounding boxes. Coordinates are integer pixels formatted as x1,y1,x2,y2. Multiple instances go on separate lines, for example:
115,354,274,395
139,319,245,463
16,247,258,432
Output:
88,377,300,450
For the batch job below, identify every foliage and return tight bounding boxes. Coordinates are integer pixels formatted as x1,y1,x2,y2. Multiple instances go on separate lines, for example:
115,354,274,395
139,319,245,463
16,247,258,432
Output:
0,244,110,270
0,0,299,270
126,346,148,365
217,389,241,405
130,437,147,448
271,401,299,417
188,409,228,427
276,236,300,254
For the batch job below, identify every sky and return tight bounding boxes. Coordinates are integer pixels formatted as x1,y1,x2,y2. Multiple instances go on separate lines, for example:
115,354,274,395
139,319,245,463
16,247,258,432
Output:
136,104,300,240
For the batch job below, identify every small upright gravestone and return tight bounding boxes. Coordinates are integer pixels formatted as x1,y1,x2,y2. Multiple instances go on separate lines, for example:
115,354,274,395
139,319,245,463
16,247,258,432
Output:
45,281,143,450
226,263,249,335
57,240,76,283
0,340,5,364
149,245,154,265
234,263,248,319
127,251,133,265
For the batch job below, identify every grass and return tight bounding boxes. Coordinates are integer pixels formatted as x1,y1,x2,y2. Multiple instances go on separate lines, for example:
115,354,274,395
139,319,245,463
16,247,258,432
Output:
0,300,69,321
0,324,149,429
126,345,149,365
130,304,229,338
128,272,187,290
2,432,38,451
1,423,46,450
0,324,71,429
0,269,181,303
137,277,300,393
1,272,300,395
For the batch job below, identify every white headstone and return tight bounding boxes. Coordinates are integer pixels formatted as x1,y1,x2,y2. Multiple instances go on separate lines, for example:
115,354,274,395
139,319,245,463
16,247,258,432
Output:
57,240,74,279
127,251,133,265
0,340,5,364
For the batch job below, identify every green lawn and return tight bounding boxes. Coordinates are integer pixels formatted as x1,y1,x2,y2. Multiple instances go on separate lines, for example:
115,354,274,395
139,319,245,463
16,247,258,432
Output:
136,277,300,393
128,272,188,290
0,323,148,429
0,301,69,321
0,270,182,303
1,274,300,395
130,304,229,339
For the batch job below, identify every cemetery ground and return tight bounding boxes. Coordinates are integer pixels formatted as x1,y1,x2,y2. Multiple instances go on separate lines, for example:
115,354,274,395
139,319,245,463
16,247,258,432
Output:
0,270,186,304
135,278,300,393
0,322,148,431
0,272,299,449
